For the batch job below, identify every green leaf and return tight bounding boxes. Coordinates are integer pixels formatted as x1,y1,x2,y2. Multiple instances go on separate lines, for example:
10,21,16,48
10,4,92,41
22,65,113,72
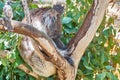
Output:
64,28,77,34
66,0,71,4
0,2,4,10
96,72,106,80
62,17,72,24
87,52,91,63
77,69,83,75
105,65,114,70
47,77,54,80
102,29,109,39
100,52,105,64
1,58,8,66
29,75,36,80
106,72,118,80
13,69,26,77
83,59,93,70
83,77,89,80
30,4,38,9
6,74,10,80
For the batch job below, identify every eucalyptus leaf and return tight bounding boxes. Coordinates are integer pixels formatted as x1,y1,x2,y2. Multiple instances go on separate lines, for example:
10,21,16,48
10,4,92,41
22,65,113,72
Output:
105,65,114,70
106,72,118,80
83,78,89,80
83,59,93,70
96,72,106,80
47,77,54,80
62,17,72,24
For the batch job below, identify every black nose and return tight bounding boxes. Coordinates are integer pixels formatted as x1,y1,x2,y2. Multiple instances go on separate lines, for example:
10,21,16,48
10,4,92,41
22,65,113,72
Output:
51,17,56,23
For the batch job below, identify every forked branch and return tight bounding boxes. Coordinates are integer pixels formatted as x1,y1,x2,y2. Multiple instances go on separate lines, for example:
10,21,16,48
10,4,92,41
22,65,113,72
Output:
67,0,111,76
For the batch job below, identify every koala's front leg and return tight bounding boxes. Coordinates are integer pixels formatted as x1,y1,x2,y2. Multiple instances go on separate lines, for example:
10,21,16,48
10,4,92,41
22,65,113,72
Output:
18,36,35,66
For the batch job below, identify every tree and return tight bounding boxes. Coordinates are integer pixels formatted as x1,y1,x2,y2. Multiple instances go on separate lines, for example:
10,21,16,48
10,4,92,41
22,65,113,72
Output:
0,0,120,80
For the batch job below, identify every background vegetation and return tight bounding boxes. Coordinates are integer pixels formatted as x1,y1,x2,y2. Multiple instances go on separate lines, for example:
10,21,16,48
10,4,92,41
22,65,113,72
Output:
0,0,119,80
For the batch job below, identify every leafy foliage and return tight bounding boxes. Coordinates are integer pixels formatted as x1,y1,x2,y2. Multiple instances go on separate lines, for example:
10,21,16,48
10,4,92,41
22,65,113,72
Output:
0,0,36,80
0,0,120,80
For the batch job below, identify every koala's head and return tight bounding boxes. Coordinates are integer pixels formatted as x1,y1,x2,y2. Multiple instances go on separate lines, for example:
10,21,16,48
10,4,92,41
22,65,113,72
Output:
53,4,64,15
41,8,63,38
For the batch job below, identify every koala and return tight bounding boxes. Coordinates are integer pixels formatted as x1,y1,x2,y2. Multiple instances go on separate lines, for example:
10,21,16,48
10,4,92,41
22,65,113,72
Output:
19,4,74,72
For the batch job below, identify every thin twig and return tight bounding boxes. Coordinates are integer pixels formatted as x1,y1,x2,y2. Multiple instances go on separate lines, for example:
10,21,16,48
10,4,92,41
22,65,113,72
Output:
21,0,31,24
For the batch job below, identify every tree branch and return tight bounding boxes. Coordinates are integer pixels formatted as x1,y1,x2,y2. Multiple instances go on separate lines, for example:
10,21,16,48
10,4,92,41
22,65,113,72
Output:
21,0,31,24
67,0,111,76
0,19,65,64
0,19,74,79
18,64,39,79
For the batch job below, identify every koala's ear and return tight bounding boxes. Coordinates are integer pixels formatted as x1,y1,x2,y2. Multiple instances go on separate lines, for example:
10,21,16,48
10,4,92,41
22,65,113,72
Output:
53,4,64,15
